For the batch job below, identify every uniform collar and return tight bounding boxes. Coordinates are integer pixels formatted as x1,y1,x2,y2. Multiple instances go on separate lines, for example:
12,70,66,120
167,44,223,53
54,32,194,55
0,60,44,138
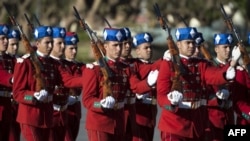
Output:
50,54,60,60
215,58,227,65
36,50,47,57
180,54,190,59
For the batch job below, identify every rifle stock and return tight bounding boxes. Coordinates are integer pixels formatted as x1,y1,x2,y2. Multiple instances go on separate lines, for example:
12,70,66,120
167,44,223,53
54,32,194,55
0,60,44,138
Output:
220,3,250,74
73,6,113,97
153,3,184,92
3,4,45,91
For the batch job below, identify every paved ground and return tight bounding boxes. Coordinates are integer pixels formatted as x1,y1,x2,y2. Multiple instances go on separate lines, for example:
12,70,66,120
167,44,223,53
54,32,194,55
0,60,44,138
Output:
76,106,162,141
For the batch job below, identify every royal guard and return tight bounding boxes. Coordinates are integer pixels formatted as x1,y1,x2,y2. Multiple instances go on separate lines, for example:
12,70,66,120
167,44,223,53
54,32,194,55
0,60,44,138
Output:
119,27,137,141
13,25,56,141
157,27,241,141
49,26,70,141
132,32,161,141
231,33,250,125
0,24,14,141
82,28,155,141
62,32,85,141
7,29,21,141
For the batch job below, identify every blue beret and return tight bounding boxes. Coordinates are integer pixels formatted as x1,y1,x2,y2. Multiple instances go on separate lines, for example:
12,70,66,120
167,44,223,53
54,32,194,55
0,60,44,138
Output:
214,33,233,45
103,28,125,42
133,32,153,47
52,27,66,38
0,24,9,36
65,32,79,45
8,29,21,40
121,27,131,39
34,26,53,40
195,32,204,46
175,27,197,41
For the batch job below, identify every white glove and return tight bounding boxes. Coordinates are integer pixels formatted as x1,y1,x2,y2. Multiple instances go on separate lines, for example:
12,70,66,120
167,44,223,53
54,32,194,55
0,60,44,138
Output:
147,70,159,86
67,95,79,105
216,89,230,100
86,63,94,69
136,93,149,100
100,96,115,109
226,66,236,80
34,89,48,101
163,50,171,61
231,46,241,61
167,90,183,105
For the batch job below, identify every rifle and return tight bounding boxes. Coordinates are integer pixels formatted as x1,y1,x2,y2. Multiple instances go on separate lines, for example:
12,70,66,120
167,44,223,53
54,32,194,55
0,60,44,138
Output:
153,3,184,92
73,6,113,98
24,13,35,32
102,17,112,28
33,14,42,26
3,3,45,92
220,3,250,74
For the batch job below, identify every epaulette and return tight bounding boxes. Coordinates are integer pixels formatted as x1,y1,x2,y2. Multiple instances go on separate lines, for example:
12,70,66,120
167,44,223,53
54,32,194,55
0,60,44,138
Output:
21,53,30,59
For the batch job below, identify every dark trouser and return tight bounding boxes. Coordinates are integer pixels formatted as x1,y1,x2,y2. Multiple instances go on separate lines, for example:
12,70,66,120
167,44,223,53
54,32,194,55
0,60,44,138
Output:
20,124,50,141
64,114,80,141
87,130,124,141
160,132,203,141
133,125,154,141
9,103,20,141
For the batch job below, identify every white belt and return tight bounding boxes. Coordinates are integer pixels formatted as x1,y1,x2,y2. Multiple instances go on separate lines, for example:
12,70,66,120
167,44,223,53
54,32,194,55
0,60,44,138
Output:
0,91,12,98
53,103,68,111
179,99,207,109
141,97,157,105
124,97,136,104
114,101,125,110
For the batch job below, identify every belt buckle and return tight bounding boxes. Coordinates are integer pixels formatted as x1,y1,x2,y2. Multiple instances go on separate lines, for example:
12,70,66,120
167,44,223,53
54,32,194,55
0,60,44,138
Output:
113,103,118,110
151,98,157,105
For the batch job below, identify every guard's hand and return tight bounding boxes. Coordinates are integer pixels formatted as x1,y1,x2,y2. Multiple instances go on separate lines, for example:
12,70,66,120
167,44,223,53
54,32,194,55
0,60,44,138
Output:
163,50,171,61
216,89,230,100
136,93,149,100
231,46,241,61
147,70,159,86
167,90,183,105
100,96,115,109
34,89,48,101
226,66,236,80
67,95,79,105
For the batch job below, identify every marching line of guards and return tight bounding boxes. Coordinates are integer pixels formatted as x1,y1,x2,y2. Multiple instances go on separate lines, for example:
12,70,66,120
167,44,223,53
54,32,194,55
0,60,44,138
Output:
0,20,250,141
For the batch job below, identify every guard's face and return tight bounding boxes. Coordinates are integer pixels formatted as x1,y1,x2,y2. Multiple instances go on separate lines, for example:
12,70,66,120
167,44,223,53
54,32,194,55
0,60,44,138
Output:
215,44,231,62
177,40,195,57
36,36,53,56
64,45,77,61
104,41,122,60
7,38,19,55
121,39,132,58
0,35,8,52
51,38,65,57
136,42,152,61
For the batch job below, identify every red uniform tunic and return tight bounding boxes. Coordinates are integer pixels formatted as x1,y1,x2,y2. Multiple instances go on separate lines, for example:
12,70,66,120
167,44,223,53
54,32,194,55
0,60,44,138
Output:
206,60,235,141
119,57,137,141
231,66,250,125
132,58,162,141
49,57,70,141
82,58,152,141
157,57,228,140
61,59,84,141
0,53,15,141
13,54,57,141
